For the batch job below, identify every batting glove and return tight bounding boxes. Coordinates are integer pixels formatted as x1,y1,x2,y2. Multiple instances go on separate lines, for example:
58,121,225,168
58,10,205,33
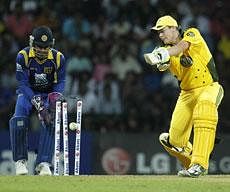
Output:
144,52,161,65
154,47,170,64
156,62,170,71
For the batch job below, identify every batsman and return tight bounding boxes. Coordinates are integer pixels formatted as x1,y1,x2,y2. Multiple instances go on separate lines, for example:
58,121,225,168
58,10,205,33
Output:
9,26,66,175
144,15,224,177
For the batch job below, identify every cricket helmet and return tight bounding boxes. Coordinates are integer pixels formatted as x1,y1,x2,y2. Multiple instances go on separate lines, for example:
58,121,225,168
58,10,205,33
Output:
30,26,54,48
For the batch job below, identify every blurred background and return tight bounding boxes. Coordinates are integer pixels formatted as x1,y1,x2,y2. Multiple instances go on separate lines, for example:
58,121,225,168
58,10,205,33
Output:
0,0,230,175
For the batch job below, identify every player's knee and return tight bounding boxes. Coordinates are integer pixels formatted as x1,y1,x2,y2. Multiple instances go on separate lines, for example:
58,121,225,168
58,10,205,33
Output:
193,100,218,129
9,116,29,131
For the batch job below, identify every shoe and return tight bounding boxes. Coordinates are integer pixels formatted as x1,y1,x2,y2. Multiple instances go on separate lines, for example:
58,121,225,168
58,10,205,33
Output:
35,162,52,176
15,159,28,175
178,164,208,178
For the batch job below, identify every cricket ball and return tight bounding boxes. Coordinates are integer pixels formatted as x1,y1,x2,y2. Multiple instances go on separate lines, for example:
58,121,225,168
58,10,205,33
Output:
69,122,78,130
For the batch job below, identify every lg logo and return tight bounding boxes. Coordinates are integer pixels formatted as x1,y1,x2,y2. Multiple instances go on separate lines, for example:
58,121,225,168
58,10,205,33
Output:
101,148,131,175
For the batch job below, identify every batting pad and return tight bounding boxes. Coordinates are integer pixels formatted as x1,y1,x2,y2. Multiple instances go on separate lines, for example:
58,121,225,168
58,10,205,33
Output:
159,133,192,169
192,101,218,169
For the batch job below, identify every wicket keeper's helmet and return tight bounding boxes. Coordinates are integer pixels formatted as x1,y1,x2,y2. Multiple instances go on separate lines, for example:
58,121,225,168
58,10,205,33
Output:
30,26,55,48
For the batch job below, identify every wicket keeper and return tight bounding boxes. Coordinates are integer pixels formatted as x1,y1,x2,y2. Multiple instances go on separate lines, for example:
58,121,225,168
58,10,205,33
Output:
144,15,224,177
9,26,66,175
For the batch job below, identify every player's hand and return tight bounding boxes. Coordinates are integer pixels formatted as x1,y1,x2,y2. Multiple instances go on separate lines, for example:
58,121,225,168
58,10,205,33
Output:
144,52,161,65
31,95,44,112
38,107,52,126
153,47,170,71
31,95,52,126
153,47,170,64
156,62,170,71
144,47,170,65
48,92,65,111
39,92,65,127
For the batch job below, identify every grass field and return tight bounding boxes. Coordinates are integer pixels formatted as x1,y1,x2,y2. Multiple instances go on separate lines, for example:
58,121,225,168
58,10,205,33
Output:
0,175,229,192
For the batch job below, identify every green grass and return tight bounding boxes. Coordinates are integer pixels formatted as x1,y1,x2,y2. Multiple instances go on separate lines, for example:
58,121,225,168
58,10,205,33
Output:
0,175,229,192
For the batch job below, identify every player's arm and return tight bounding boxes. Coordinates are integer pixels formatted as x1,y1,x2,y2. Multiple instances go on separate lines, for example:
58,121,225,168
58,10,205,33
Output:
144,40,191,69
167,40,190,56
153,40,190,62
52,52,66,94
16,52,35,100
168,40,194,68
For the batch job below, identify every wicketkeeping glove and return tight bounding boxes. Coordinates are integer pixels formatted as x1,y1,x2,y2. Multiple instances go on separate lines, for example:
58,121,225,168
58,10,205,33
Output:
31,95,52,126
38,108,52,126
48,92,65,111
31,95,44,112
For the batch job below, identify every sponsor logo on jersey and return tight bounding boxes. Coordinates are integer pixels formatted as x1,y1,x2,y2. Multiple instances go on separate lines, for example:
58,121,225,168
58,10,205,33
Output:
186,31,195,37
16,63,23,72
44,67,53,74
34,73,48,85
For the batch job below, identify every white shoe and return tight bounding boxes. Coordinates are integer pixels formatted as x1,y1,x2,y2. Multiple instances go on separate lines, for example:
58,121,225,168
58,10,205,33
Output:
35,162,52,176
15,160,28,175
178,164,208,178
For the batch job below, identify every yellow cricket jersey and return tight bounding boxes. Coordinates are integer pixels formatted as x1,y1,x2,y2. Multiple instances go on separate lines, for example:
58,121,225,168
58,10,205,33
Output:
169,28,219,91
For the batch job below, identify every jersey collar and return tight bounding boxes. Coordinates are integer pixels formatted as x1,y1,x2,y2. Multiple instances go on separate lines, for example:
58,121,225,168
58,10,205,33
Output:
29,48,54,60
